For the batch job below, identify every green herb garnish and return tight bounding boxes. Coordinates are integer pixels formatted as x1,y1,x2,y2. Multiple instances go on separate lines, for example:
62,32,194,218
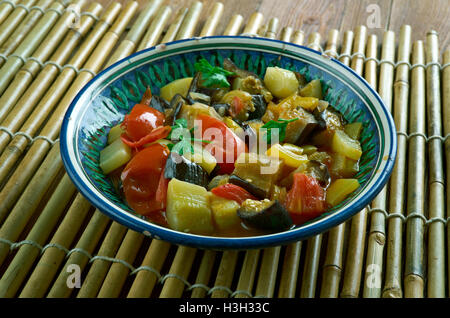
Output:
262,118,299,143
168,118,211,155
194,58,234,88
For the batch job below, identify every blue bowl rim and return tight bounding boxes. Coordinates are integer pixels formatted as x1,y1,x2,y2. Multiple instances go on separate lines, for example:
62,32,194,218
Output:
60,35,397,250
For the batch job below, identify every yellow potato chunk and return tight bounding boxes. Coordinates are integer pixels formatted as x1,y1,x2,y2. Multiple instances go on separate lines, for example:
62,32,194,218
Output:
264,67,299,99
160,77,193,101
331,130,362,161
107,124,125,144
210,194,241,231
166,178,213,235
99,138,132,175
326,179,360,206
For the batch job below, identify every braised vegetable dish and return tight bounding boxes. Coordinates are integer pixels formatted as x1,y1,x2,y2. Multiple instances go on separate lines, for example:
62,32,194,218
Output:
99,58,362,237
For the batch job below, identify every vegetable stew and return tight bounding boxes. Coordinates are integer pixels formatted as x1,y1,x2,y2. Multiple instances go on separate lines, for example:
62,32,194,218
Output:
99,58,362,237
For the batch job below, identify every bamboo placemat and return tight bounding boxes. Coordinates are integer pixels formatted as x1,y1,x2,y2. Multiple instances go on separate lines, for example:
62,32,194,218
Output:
0,0,448,299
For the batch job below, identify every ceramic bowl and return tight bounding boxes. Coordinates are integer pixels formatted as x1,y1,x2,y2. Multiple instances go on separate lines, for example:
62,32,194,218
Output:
60,36,397,249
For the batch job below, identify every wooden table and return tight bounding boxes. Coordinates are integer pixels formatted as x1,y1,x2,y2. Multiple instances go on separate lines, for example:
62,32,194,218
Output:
100,0,450,52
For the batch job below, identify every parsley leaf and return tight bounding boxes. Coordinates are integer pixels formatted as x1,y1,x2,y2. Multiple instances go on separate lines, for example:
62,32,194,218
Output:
167,118,211,154
194,58,234,88
262,118,299,143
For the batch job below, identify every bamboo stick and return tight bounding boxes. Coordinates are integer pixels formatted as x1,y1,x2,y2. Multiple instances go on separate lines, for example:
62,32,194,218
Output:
339,30,354,67
46,211,110,298
223,14,243,36
319,29,348,299
0,1,103,136
199,2,223,37
234,249,260,298
190,250,217,298
0,0,53,55
106,0,163,64
0,2,122,221
364,30,398,298
363,34,378,89
404,40,426,298
300,235,322,298
425,30,445,298
159,246,197,298
264,17,279,39
277,242,302,298
210,250,239,298
0,0,67,93
292,30,305,46
136,5,172,51
174,1,202,41
381,25,412,299
0,0,38,51
97,230,145,298
0,0,19,25
18,194,92,297
358,33,382,297
340,26,369,299
76,222,128,297
126,239,171,298
0,174,75,297
241,12,263,36
299,32,322,299
254,247,281,297
161,7,187,43
280,26,293,43
350,26,368,73
443,48,450,295
257,24,267,37
0,143,63,266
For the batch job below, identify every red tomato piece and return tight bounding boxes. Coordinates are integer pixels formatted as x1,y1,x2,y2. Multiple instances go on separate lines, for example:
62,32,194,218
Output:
121,104,165,142
230,96,244,117
197,114,247,174
284,173,326,225
121,143,169,216
120,125,171,149
211,184,257,205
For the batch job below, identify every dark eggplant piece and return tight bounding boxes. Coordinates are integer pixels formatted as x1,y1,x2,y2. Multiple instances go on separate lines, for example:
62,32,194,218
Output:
228,175,266,200
237,199,293,232
280,160,331,189
164,153,209,187
247,95,267,120
188,91,211,104
240,122,258,151
281,106,318,145
223,58,258,78
187,72,229,104
149,95,170,113
211,103,230,117
207,174,229,191
304,160,331,189
312,105,346,132
166,94,187,125
223,59,273,102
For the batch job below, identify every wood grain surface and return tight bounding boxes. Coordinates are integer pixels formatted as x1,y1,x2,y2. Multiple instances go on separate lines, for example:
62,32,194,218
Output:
96,0,450,50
